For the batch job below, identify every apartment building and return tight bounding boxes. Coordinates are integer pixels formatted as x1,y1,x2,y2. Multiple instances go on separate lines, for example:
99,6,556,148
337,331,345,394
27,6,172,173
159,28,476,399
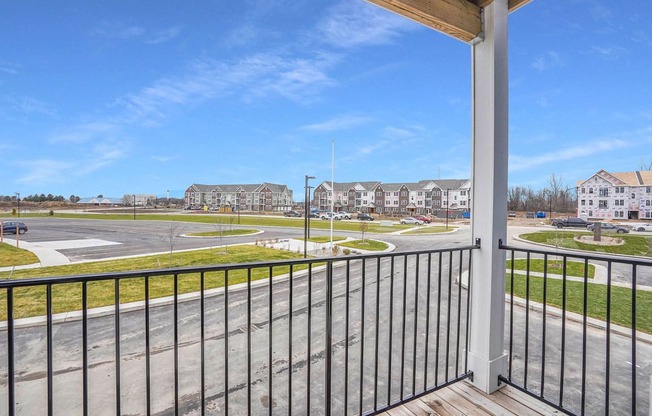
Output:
184,183,293,212
313,179,471,215
577,169,652,220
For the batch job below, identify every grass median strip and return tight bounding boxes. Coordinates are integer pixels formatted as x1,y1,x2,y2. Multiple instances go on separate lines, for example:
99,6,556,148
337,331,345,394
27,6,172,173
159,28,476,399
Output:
507,259,595,279
185,229,259,237
402,226,456,234
519,231,652,257
0,245,309,320
337,239,388,251
0,243,39,267
507,273,651,333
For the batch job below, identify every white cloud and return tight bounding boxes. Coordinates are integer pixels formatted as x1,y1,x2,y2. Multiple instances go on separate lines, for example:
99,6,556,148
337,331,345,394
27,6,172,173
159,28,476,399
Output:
300,115,375,132
316,1,417,49
93,22,145,39
49,122,119,144
532,51,562,72
0,60,20,74
510,138,634,172
146,26,182,44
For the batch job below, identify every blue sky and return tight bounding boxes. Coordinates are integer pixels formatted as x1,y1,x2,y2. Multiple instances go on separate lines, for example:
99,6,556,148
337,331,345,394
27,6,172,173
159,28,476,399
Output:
1,0,651,200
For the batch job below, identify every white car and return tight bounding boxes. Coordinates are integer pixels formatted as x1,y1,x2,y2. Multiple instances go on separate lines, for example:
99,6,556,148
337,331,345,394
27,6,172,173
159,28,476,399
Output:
400,217,424,225
633,223,652,232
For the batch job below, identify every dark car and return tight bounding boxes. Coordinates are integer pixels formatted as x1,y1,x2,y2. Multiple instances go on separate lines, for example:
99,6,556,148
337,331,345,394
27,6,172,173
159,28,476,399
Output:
1,221,28,234
586,223,629,234
357,213,374,221
283,210,302,217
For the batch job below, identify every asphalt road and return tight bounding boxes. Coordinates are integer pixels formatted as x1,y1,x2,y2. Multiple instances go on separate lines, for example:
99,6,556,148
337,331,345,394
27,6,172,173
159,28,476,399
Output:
0,217,651,415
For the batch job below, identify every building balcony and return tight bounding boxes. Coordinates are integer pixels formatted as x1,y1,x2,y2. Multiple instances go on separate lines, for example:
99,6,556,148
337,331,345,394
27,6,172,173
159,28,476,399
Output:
1,242,648,415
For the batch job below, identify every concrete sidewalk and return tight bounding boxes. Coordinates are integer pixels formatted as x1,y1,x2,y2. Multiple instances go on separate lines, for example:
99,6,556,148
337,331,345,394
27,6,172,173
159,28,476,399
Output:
0,238,71,272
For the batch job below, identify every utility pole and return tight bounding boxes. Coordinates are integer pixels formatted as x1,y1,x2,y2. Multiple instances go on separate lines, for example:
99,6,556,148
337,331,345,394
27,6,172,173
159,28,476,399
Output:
304,175,315,258
15,192,20,218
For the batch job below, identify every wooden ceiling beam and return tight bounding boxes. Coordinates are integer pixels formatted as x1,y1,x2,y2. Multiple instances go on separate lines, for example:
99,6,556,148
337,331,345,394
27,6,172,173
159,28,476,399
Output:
366,0,532,43
365,0,482,43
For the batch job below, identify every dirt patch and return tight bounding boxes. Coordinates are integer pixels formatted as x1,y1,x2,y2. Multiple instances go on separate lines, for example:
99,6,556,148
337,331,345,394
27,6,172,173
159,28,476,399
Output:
574,235,625,246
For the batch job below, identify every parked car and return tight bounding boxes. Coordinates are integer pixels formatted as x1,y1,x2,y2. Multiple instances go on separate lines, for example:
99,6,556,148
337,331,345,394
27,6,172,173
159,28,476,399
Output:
634,223,652,232
508,211,516,217
283,210,302,217
412,215,431,223
400,217,424,225
357,213,374,221
1,221,28,234
338,211,352,220
551,217,589,229
586,223,629,233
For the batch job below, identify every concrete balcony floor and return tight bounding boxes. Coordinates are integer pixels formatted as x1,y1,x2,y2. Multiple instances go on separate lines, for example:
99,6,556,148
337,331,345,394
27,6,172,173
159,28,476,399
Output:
383,381,561,415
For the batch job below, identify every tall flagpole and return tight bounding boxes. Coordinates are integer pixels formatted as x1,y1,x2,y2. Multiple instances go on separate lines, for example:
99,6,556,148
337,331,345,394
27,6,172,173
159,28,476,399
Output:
330,139,335,250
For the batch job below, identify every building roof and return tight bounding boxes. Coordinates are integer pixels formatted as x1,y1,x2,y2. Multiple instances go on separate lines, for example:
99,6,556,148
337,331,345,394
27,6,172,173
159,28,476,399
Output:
578,170,652,187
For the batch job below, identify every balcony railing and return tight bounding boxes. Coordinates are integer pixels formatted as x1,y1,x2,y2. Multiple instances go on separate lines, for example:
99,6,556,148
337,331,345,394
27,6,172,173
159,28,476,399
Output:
1,244,478,415
499,241,651,416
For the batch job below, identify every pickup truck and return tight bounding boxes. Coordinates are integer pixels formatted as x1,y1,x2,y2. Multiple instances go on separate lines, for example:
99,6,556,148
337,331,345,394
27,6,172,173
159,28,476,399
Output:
550,217,589,229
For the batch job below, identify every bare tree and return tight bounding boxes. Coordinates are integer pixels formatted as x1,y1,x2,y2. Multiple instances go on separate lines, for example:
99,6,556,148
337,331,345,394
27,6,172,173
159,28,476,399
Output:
215,217,228,254
165,223,181,267
640,158,652,171
359,221,369,243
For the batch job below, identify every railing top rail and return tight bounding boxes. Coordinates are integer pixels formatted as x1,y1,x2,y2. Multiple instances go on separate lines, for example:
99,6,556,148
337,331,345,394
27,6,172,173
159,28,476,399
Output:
499,240,652,267
0,243,480,289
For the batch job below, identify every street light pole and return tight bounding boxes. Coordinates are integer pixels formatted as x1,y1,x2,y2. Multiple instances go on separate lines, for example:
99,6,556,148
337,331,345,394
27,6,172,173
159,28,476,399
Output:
445,188,449,230
15,192,20,218
304,175,315,258
133,194,136,220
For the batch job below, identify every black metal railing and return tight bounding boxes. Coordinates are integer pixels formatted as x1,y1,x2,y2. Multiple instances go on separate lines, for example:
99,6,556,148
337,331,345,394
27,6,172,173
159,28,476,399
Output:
0,244,478,415
499,240,652,416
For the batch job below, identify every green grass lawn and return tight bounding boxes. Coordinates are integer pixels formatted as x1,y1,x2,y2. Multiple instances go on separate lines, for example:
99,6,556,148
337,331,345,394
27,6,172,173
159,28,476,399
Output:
506,258,595,278
519,231,652,256
507,273,651,333
304,236,347,243
0,245,309,320
0,243,39,267
337,239,389,251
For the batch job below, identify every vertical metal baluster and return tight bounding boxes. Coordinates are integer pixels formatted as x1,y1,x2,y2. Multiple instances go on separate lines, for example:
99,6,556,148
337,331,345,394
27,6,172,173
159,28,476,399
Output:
344,259,350,412
268,266,273,416
359,259,366,415
373,257,381,411
325,261,333,416
581,258,589,415
411,254,420,396
559,256,568,408
445,251,453,382
174,273,179,416
540,254,548,398
307,264,312,415
464,248,473,375
524,252,530,388
47,284,54,416
225,270,229,416
455,250,463,378
200,272,205,416
508,249,515,381
82,281,88,416
424,253,432,390
400,255,408,398
7,288,14,416
145,276,151,416
114,279,121,415
248,268,252,416
386,256,394,405
605,262,612,414
631,264,637,416
434,252,443,387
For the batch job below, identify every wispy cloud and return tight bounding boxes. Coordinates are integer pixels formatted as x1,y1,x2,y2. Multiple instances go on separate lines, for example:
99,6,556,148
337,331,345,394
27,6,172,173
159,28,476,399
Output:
300,115,375,132
532,51,563,72
115,51,339,124
93,22,181,44
588,45,627,60
49,122,119,144
0,60,20,74
1,95,56,118
315,1,417,49
151,155,179,162
510,137,636,172
146,26,182,44
16,159,75,186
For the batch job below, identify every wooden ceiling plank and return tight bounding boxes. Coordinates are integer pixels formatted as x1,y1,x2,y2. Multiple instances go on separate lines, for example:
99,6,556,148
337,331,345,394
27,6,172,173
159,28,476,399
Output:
366,0,482,42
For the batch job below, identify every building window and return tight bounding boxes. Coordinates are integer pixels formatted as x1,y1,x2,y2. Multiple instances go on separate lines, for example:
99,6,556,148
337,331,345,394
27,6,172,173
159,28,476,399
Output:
599,188,609,197
632,193,636,199
599,200,608,208
588,188,594,194
589,200,593,206
400,191,408,196
460,190,466,196
581,200,585,206
581,188,585,194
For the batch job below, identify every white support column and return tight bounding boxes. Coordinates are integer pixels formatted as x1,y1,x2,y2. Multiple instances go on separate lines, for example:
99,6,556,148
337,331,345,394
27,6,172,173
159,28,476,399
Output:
468,0,509,393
